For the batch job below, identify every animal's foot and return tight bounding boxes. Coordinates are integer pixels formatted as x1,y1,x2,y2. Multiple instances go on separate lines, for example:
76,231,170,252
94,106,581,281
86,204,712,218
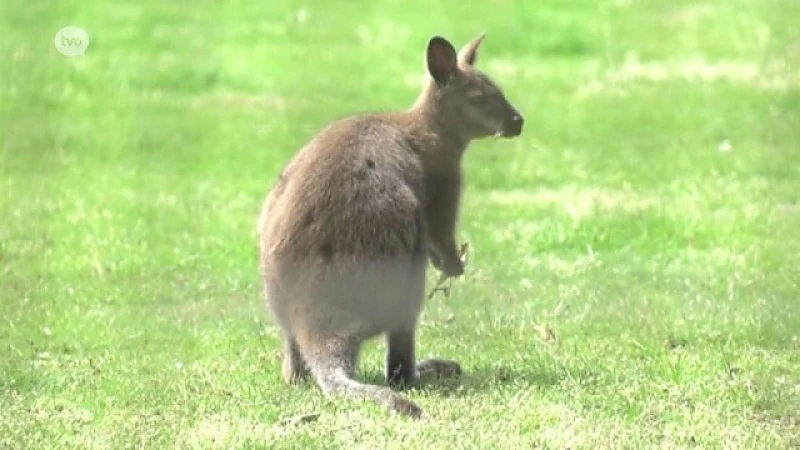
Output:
416,359,463,379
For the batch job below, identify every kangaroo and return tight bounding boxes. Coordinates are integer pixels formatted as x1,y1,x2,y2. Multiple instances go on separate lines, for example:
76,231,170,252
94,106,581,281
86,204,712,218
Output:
257,32,523,419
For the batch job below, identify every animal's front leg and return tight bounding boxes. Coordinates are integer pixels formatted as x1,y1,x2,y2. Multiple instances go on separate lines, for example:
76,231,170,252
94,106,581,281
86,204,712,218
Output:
425,172,465,278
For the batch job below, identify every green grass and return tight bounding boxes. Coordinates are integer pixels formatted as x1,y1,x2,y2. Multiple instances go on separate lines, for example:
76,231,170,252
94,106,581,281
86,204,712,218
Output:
2,0,799,448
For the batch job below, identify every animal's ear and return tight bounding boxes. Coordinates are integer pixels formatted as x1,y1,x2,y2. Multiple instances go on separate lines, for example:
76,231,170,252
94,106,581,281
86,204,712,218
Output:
426,36,458,85
457,31,486,67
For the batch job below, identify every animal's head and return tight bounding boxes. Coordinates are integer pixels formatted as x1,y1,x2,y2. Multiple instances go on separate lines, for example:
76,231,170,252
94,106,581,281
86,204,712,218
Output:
422,33,524,140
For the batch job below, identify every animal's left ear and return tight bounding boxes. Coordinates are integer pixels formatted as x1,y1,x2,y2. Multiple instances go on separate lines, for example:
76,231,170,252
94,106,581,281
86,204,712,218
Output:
457,32,486,67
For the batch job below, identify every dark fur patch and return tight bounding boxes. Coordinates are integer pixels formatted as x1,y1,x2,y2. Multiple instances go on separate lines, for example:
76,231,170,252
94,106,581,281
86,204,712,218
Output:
302,210,315,228
412,209,424,254
365,159,375,169
319,242,333,262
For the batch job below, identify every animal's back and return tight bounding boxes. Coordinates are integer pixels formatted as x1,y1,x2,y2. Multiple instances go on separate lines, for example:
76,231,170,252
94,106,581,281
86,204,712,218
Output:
263,114,425,256
260,113,428,335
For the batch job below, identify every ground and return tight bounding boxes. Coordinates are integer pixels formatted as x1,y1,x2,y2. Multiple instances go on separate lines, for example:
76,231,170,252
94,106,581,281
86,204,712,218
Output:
1,0,799,448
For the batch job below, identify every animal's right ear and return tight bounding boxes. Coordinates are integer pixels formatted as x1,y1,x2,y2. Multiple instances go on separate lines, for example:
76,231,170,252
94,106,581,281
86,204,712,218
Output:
457,32,486,67
426,36,458,86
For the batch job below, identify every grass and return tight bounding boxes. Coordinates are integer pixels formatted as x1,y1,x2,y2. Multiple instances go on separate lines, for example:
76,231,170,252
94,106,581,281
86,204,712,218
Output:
1,0,799,448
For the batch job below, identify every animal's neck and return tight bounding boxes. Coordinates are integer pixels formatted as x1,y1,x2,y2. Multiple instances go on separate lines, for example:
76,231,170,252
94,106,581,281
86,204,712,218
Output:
402,84,470,164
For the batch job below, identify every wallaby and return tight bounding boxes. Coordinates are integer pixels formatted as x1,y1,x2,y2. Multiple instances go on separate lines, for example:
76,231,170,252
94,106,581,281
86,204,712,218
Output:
257,32,523,419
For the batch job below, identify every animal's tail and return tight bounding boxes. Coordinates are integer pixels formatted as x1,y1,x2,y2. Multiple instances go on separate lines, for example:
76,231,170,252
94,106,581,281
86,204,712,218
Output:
303,339,423,419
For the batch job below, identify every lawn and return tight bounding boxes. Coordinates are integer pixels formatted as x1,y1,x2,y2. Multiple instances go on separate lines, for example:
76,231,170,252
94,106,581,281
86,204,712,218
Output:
1,0,799,448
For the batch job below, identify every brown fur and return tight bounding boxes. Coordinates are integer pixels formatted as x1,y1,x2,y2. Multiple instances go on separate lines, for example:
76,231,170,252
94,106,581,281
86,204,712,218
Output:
257,33,523,418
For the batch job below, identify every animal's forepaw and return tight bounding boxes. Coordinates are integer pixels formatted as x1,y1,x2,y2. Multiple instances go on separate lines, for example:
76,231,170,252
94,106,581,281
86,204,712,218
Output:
441,254,465,277
441,242,470,278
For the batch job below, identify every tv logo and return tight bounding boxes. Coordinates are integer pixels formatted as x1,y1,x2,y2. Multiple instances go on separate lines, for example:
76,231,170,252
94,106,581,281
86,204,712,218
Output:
54,26,89,57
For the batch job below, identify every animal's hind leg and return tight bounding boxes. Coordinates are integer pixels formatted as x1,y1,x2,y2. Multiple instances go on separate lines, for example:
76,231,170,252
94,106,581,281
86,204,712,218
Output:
282,335,310,384
386,329,418,387
386,328,462,387
386,258,462,387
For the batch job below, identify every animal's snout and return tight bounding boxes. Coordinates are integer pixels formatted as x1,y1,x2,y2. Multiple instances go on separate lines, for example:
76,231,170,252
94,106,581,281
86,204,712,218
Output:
503,113,524,137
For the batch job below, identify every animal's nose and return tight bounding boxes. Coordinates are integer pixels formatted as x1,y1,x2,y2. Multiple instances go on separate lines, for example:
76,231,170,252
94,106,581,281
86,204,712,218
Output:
504,113,524,137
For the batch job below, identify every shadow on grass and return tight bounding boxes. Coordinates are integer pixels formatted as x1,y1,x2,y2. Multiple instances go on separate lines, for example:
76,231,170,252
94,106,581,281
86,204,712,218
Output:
359,364,567,398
